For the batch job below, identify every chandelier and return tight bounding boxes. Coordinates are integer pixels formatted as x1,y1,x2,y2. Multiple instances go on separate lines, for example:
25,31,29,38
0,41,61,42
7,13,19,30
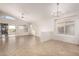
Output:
57,3,59,17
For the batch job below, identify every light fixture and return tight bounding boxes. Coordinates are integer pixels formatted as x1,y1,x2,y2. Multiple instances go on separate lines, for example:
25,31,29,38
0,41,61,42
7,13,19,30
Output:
57,3,59,18
21,13,24,19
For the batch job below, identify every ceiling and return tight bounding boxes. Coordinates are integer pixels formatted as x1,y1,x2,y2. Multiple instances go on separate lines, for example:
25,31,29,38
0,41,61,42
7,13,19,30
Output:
0,3,79,26
0,3,52,23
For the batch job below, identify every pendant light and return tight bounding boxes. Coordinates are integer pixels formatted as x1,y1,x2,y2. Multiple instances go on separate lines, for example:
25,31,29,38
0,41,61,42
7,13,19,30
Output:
21,13,24,19
57,3,59,19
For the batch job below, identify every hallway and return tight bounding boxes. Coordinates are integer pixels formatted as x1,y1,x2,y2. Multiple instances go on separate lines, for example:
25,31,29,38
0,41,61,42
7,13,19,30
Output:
0,35,79,56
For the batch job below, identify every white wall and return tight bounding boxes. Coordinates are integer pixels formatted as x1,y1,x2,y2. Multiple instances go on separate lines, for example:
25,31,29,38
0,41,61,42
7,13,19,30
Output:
30,19,54,42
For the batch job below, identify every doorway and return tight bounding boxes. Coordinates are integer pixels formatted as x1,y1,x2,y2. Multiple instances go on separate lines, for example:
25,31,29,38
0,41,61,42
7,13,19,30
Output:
0,23,8,38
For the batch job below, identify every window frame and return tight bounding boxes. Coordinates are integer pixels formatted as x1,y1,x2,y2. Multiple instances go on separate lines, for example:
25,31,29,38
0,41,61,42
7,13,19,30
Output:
55,19,75,35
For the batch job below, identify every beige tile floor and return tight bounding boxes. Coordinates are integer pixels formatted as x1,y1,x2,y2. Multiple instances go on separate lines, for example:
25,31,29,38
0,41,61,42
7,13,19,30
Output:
0,35,79,56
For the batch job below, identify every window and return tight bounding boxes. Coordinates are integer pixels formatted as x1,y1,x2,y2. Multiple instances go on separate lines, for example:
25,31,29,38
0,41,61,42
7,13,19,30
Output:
8,26,16,32
0,16,14,20
58,26,64,34
18,25,28,32
56,19,75,35
9,26,16,29
65,24,74,35
18,26,24,29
